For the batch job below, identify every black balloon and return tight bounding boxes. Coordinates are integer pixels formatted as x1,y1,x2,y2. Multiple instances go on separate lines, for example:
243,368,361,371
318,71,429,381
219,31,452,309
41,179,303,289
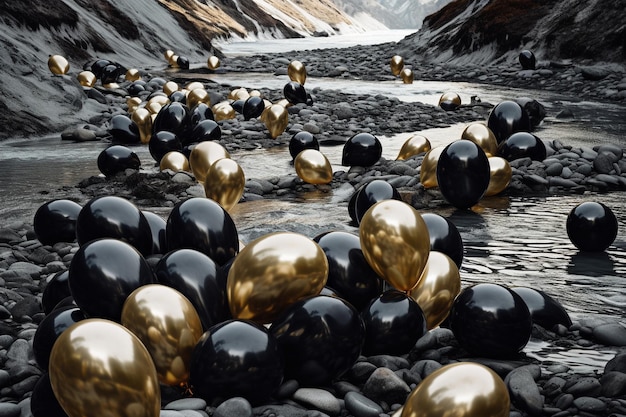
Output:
519,50,536,70
354,179,402,224
243,96,265,120
436,140,490,209
361,290,427,356
75,195,153,256
146,77,167,90
148,130,182,163
68,238,155,322
31,373,68,417
33,306,86,369
450,283,532,358
487,100,531,143
188,119,221,145
126,80,146,96
41,270,71,315
190,103,215,124
108,114,140,144
90,59,112,80
97,145,141,177
155,248,229,330
33,199,82,246
269,295,365,387
177,56,190,69
169,90,187,104
166,197,239,266
498,131,547,162
52,296,77,311
283,81,307,105
189,320,283,405
289,131,319,160
421,213,464,268
152,102,192,137
511,287,572,330
231,99,245,114
347,184,363,224
566,202,618,252
342,133,382,167
100,63,121,84
142,211,167,255
313,231,383,311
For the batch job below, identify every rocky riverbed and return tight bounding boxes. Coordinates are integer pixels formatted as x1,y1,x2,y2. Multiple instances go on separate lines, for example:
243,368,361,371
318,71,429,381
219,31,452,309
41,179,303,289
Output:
2,43,626,417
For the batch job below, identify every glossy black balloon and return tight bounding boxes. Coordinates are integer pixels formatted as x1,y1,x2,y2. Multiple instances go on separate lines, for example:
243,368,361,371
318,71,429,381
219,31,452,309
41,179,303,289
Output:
231,99,245,114
169,90,187,104
436,140,490,209
90,59,111,80
519,50,536,70
142,211,167,255
126,80,146,96
166,197,239,266
354,179,402,224
566,202,618,252
342,133,382,167
52,296,77,311
289,131,319,160
190,103,215,124
155,248,229,330
512,287,572,330
269,295,365,387
108,114,140,144
313,231,383,311
421,213,464,268
148,130,182,162
97,145,141,177
487,100,531,143
283,81,307,105
31,373,68,417
33,199,82,246
42,270,71,315
450,283,532,358
100,63,121,84
176,56,190,69
361,290,427,356
33,306,86,369
146,77,166,90
243,96,265,120
152,102,192,137
189,320,283,405
68,238,155,322
188,119,221,145
498,131,547,162
347,184,363,224
75,195,153,256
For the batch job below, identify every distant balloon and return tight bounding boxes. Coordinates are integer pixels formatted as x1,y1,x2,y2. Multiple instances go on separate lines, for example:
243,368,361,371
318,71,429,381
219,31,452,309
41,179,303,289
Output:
188,119,221,145
177,56,190,69
243,96,265,120
294,149,333,184
519,50,536,70
153,102,192,138
207,55,221,70
187,88,211,110
342,133,382,167
97,145,140,177
354,179,402,224
400,68,414,84
288,60,307,85
439,92,461,111
485,156,512,196
390,55,404,76
396,134,430,161
48,55,69,75
461,122,498,157
76,71,96,87
284,81,308,105
566,201,618,252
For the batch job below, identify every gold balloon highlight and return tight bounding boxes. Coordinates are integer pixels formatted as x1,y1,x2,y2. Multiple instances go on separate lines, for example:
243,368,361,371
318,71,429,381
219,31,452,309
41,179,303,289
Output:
390,55,404,76
121,285,203,386
410,251,460,329
49,319,161,417
461,122,498,157
160,151,190,172
420,146,445,188
294,149,333,184
164,49,175,62
265,104,289,139
397,134,431,161
204,158,245,211
187,88,211,109
132,107,153,144
402,362,510,417
148,94,170,108
207,55,221,70
486,156,512,197
212,102,236,121
189,141,231,183
48,55,69,75
400,68,414,84
126,96,143,113
77,71,96,87
288,60,307,85
186,81,204,92
169,54,180,67
227,232,329,324
163,81,179,96
125,68,141,81
359,200,430,292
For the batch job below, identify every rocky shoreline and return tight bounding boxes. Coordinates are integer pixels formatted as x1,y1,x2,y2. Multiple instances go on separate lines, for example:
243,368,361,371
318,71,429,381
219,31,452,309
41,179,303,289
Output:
2,44,626,417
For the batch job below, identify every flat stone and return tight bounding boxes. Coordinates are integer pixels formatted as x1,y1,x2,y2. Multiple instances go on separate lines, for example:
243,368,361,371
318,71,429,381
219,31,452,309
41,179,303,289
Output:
214,397,252,417
0,402,20,417
505,368,543,416
0,229,22,244
160,411,184,417
293,388,341,416
605,352,626,373
593,322,626,346
572,396,607,413
344,391,383,417
164,398,207,410
565,376,602,397
600,371,626,396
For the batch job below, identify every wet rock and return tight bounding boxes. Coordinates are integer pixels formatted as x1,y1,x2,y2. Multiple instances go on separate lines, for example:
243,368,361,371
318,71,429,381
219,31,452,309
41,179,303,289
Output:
600,371,626,397
565,377,602,397
505,367,544,416
362,367,411,405
580,66,610,81
573,396,607,413
164,398,207,411
292,388,341,416
214,397,252,417
0,402,20,417
344,391,383,417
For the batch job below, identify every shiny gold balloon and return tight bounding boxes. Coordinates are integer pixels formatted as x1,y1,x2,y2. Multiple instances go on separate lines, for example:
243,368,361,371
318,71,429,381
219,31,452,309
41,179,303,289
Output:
410,251,460,329
169,54,180,67
461,122,498,157
160,151,190,172
264,104,289,139
402,362,510,417
132,107,153,144
227,232,329,324
126,96,143,113
288,60,307,85
163,81,179,96
233,88,250,101
147,101,163,115
49,319,161,417
439,92,461,107
275,98,292,108
400,68,414,84
125,68,141,81
103,82,120,90
397,134,431,161
48,55,69,75
149,94,170,108
164,49,175,62
212,102,236,121
187,88,211,109
294,149,333,184
420,146,445,188
207,55,221,70
77,71,96,87
359,200,430,292
121,285,203,386
204,158,245,211
186,81,204,92
249,90,262,97
390,55,404,76
189,141,231,183
485,156,512,197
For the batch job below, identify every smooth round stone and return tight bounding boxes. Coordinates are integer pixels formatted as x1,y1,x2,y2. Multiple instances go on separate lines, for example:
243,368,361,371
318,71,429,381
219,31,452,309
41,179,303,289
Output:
572,396,607,413
0,370,10,389
160,411,184,417
545,162,563,176
0,402,20,417
505,368,543,416
593,322,626,346
565,377,602,397
605,352,626,373
293,388,341,416
361,367,411,405
344,391,383,417
594,153,615,174
178,411,207,417
597,144,623,160
599,371,626,397
7,339,31,363
164,398,207,411
275,379,299,399
213,397,252,417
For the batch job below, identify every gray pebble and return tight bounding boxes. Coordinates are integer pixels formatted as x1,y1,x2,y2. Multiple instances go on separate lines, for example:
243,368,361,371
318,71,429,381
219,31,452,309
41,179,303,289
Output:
593,322,626,346
164,398,207,411
573,396,607,413
505,367,543,415
0,402,20,417
214,397,252,417
362,367,411,405
293,388,341,416
160,411,184,417
565,376,602,397
600,371,626,397
344,391,383,417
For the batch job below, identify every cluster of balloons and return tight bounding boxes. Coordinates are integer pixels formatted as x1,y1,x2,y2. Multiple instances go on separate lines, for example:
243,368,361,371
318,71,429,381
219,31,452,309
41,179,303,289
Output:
164,49,190,69
389,55,413,84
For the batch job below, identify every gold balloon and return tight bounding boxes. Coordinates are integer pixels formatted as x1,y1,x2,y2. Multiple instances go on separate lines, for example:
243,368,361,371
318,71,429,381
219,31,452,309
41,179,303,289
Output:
127,96,143,113
125,68,141,81
359,200,430,292
103,82,120,90
227,232,329,324
233,88,250,101
212,102,236,121
420,146,445,188
249,90,262,97
410,251,460,329
189,141,231,183
204,158,245,211
169,54,180,67
160,151,190,172
147,101,163,115
186,81,204,92
48,55,69,75
131,107,153,144
485,156,512,197
397,134,431,161
187,88,211,109
207,55,221,70
275,98,292,108
121,285,203,386
288,60,307,85
461,122,498,157
164,49,175,62
294,149,333,184
439,92,461,106
264,104,289,139
163,81,179,96
402,362,510,417
390,55,404,76
400,68,414,84
77,71,96,87
49,319,161,417
149,94,170,108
